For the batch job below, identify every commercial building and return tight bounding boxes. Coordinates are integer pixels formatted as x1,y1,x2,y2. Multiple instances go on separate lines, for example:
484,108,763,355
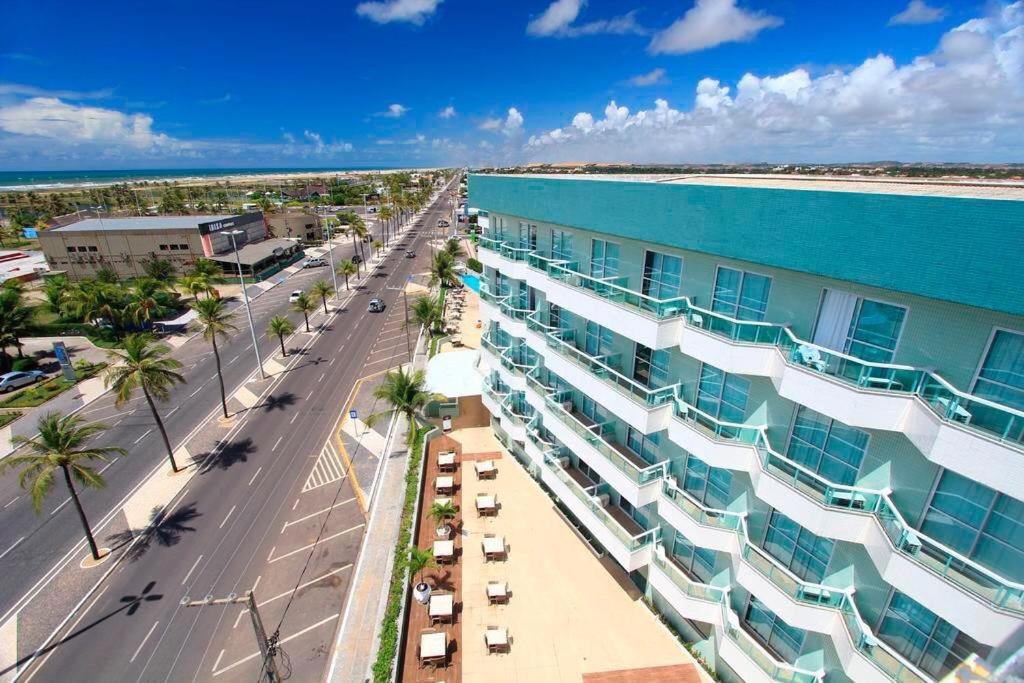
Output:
37,213,272,280
266,209,324,242
472,173,1024,683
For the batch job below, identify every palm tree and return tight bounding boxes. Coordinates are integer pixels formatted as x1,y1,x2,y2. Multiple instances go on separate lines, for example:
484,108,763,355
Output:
1,412,126,560
379,205,393,246
429,251,458,289
444,237,466,260
104,334,186,472
310,280,334,315
337,260,357,290
267,315,295,357
291,291,316,332
191,298,237,419
365,367,439,447
189,258,220,278
408,546,437,585
41,274,68,315
180,273,214,301
429,500,458,537
372,239,383,259
408,296,442,337
0,288,33,367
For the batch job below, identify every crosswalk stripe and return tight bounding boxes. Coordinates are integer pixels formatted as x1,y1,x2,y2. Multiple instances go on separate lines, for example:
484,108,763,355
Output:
302,446,348,492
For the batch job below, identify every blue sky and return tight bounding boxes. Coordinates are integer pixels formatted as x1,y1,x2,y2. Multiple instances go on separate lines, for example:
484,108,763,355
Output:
1,0,1022,169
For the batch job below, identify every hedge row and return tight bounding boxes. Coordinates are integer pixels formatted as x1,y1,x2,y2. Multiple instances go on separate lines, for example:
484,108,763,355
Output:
466,257,483,273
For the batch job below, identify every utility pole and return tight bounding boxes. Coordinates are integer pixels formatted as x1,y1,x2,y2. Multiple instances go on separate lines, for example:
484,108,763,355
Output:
225,230,266,380
387,283,413,359
182,591,281,682
324,219,340,301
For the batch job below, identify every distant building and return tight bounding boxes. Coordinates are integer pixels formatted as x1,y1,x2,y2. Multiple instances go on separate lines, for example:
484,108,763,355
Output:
0,250,48,284
37,213,273,280
266,209,324,242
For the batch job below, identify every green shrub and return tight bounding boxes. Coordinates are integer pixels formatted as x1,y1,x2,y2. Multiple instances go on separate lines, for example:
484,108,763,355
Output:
466,257,482,273
11,357,38,371
0,411,23,429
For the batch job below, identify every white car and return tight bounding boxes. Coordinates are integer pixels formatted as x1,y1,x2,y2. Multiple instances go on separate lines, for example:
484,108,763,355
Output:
0,370,45,393
288,290,303,303
303,257,326,268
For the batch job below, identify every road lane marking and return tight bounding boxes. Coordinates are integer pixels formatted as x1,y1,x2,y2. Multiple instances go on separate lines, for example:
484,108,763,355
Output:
211,648,225,673
166,406,178,417
98,460,116,474
228,355,239,365
267,524,364,564
302,447,347,492
181,555,203,585
219,505,236,529
0,535,25,560
281,498,357,533
329,356,335,365
129,621,160,663
190,387,202,397
267,546,276,563
133,428,153,445
272,437,283,451
318,372,326,382
4,496,19,509
292,499,300,511
247,467,262,486
211,614,339,677
289,413,298,424
50,498,70,516
305,390,313,400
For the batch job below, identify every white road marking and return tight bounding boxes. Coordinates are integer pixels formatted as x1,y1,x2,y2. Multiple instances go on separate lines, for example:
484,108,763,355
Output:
4,496,19,509
247,467,262,486
289,413,298,425
252,575,261,592
50,498,71,516
130,621,160,663
190,387,202,397
219,505,236,529
211,648,226,673
272,437,283,451
0,535,25,561
318,372,326,382
292,499,300,511
267,546,276,563
228,355,240,365
305,390,313,400
302,447,347,492
281,498,357,533
267,524,364,564
166,406,179,417
329,357,336,365
211,614,339,677
133,428,153,445
181,555,203,585
98,460,116,474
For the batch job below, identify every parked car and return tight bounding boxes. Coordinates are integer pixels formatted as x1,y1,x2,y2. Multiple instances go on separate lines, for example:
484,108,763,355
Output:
352,254,364,264
405,250,416,258
303,257,326,268
288,290,303,303
0,370,45,393
367,298,386,313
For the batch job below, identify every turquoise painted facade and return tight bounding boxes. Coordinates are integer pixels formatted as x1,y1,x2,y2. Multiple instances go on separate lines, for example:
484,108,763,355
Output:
469,174,1024,317
472,174,1024,683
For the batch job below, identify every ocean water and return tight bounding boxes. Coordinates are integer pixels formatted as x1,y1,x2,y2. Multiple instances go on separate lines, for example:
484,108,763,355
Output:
0,167,400,192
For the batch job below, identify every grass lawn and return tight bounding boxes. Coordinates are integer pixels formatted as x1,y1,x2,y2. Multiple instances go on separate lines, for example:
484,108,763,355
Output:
0,412,23,429
0,362,107,409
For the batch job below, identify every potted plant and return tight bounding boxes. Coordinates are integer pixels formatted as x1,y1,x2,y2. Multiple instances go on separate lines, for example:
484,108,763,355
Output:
409,546,437,604
429,500,458,539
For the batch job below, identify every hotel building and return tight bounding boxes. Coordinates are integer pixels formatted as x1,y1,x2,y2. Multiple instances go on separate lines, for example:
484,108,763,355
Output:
471,173,1024,683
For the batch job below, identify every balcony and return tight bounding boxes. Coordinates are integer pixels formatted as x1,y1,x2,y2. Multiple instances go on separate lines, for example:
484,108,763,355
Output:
657,482,931,683
666,393,1024,644
538,453,658,571
647,549,824,683
478,235,1024,491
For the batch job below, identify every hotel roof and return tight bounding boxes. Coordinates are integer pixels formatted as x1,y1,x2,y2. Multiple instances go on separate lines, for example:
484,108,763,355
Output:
499,173,1024,201
51,215,235,232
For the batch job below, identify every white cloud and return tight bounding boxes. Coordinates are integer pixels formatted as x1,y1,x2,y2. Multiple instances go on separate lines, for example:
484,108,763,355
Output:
377,103,409,118
0,97,178,150
629,68,667,86
481,107,525,137
439,105,456,119
649,0,782,54
526,3,1024,162
0,83,113,100
890,0,947,26
527,0,644,37
356,0,441,25
200,93,232,105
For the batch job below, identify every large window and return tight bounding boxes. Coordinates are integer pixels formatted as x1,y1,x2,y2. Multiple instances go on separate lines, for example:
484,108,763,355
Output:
971,329,1024,440
672,535,717,583
551,228,574,261
517,221,537,250
744,596,806,664
682,453,732,509
495,271,512,297
641,250,682,300
920,469,1024,582
785,406,869,486
590,239,620,278
762,509,835,583
633,343,670,389
626,426,660,464
584,321,615,359
695,363,749,423
712,267,772,321
813,291,906,363
549,303,573,332
877,592,982,680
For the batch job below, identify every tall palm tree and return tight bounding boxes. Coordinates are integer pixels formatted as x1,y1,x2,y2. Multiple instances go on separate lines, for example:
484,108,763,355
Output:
1,412,126,560
180,273,214,301
41,274,68,316
347,220,369,271
429,251,457,289
379,205,393,246
191,298,237,419
267,315,295,357
337,260,357,290
189,258,221,278
372,240,383,259
310,280,334,315
443,237,466,260
365,367,439,447
104,334,186,472
291,292,316,332
408,296,442,337
408,546,437,586
0,288,33,367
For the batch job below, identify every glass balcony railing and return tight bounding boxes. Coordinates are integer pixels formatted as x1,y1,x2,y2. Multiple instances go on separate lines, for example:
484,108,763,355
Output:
542,453,659,553
670,391,1024,615
480,234,1024,450
661,482,929,683
726,621,824,683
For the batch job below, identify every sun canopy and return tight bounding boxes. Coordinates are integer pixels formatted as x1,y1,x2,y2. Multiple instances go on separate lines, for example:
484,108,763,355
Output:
424,350,482,398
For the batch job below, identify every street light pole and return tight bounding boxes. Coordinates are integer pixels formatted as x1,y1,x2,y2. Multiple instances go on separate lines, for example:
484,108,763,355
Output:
226,230,266,380
324,220,340,301
182,591,280,682
387,284,413,360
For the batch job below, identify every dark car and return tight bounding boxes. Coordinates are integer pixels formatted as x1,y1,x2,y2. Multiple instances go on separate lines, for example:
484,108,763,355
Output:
352,254,363,264
405,250,416,258
367,298,386,313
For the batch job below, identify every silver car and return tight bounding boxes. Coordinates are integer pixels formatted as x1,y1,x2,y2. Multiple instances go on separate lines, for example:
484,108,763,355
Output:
0,370,45,393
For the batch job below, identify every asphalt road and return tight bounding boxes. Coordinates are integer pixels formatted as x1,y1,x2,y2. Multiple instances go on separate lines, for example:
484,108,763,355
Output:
2,175,461,681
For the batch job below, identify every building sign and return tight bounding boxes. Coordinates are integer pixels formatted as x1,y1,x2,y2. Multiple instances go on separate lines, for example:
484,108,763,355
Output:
52,341,76,381
199,219,237,235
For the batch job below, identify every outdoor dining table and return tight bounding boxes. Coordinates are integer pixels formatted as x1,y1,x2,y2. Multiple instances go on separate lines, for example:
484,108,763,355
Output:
475,494,497,516
420,631,448,667
482,535,506,561
487,581,509,604
434,540,455,564
474,460,497,479
436,476,455,494
429,594,454,625
438,452,457,472
485,627,509,653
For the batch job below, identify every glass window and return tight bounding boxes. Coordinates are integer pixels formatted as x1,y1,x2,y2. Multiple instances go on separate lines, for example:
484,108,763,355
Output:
744,596,806,664
971,330,1024,438
920,469,1024,582
584,321,615,359
845,298,907,363
626,426,660,464
495,271,512,297
762,509,835,583
696,363,749,423
672,535,717,583
551,228,574,261
878,592,982,680
633,344,670,389
712,267,772,321
682,453,732,509
642,250,682,300
576,458,601,485
785,406,869,486
518,222,537,250
590,239,620,278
